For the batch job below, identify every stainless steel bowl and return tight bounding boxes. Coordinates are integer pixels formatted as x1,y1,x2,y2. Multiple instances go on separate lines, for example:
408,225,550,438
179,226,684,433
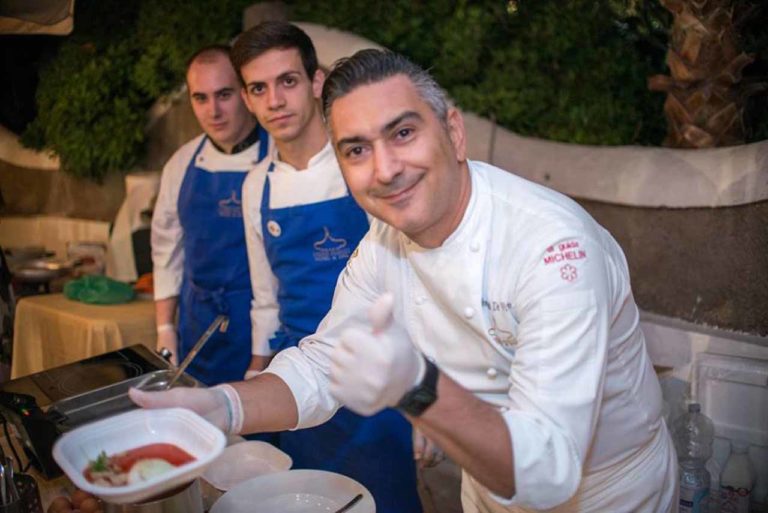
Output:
26,258,76,271
12,266,61,282
13,258,77,282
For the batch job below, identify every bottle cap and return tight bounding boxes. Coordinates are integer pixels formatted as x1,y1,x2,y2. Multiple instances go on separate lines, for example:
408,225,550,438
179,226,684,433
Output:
688,403,701,413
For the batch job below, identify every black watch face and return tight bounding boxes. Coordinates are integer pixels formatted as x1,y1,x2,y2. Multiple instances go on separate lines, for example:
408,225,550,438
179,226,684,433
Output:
401,388,437,416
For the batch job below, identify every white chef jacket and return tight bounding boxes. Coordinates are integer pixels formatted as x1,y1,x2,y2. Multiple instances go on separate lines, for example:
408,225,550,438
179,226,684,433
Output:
151,134,267,301
242,142,370,355
265,160,677,512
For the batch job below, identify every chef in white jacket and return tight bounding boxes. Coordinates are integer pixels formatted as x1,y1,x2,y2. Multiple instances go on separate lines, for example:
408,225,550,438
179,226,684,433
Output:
132,49,678,512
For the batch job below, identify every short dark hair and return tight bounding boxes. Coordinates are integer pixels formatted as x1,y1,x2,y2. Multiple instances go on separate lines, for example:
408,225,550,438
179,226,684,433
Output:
322,49,450,126
230,21,318,82
185,44,232,73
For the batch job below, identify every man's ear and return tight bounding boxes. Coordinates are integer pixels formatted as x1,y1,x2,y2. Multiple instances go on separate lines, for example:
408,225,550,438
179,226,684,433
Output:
312,68,326,99
446,107,467,162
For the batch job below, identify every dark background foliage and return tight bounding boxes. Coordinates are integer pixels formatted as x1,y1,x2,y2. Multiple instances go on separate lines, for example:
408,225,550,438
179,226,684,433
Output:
1,0,766,181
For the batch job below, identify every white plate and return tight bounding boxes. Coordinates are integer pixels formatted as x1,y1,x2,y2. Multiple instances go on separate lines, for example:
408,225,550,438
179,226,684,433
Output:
202,440,292,491
53,408,226,504
210,469,375,513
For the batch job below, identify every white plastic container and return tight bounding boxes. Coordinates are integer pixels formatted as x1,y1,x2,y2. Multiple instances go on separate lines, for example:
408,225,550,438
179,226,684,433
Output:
53,408,226,504
201,440,292,491
719,440,755,513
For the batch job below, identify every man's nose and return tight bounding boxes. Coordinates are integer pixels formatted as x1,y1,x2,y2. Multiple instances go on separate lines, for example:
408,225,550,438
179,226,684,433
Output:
372,143,403,184
210,99,222,118
268,87,285,109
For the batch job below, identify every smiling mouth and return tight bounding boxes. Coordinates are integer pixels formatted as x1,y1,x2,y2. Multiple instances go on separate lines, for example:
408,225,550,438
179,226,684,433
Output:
379,177,421,203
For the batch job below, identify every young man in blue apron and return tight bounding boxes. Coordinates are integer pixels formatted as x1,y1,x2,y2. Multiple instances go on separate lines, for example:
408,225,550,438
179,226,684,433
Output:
151,45,270,386
232,23,422,513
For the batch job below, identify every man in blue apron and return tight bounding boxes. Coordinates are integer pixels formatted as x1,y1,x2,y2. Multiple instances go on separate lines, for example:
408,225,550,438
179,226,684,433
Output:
151,45,269,386
232,23,421,513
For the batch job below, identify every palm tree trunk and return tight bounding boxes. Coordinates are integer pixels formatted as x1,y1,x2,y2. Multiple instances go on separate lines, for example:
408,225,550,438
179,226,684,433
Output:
648,0,753,148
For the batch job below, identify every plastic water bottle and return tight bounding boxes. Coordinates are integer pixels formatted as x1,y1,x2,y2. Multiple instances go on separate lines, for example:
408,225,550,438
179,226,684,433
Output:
673,403,715,513
719,440,755,513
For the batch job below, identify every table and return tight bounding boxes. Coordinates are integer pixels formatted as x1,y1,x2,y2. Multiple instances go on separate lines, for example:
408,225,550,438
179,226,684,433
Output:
11,293,156,378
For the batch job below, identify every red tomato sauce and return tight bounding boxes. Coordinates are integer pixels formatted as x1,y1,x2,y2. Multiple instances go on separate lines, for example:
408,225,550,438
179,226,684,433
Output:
84,443,195,485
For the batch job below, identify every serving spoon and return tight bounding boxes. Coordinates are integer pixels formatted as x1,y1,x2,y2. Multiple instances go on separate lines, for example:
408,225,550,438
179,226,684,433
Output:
137,315,229,392
164,315,229,390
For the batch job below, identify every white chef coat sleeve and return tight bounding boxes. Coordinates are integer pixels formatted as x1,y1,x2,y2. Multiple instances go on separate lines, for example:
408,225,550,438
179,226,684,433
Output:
151,148,189,300
493,230,613,510
242,166,281,356
263,229,383,429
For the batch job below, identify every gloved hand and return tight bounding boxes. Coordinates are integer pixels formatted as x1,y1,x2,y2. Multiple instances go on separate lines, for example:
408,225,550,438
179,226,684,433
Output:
329,293,425,416
413,426,445,469
156,324,178,366
129,384,244,434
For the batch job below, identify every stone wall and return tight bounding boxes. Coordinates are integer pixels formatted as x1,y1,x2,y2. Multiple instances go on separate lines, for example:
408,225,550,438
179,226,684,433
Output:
580,200,768,335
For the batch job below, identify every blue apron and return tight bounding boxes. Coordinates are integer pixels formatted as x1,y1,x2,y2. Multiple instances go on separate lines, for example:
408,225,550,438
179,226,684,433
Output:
261,166,422,513
176,134,268,386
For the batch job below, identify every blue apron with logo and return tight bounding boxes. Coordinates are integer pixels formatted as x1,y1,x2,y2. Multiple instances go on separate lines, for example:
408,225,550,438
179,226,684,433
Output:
261,166,421,513
176,134,268,386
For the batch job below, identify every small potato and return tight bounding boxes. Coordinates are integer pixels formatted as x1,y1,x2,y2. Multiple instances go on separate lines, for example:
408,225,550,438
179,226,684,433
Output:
47,496,73,513
78,497,103,513
70,489,93,509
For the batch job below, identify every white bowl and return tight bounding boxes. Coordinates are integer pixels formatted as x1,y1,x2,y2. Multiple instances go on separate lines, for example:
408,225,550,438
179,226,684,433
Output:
53,408,226,504
210,469,375,513
202,441,292,491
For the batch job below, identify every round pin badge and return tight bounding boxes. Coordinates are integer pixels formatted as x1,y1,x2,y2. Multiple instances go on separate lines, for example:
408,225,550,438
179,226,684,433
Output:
267,220,282,237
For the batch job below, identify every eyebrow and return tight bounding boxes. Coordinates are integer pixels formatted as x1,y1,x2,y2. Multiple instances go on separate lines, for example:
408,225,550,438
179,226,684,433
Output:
335,110,423,150
191,87,235,98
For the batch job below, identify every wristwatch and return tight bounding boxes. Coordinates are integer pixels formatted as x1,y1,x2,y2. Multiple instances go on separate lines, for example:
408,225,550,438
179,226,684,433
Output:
397,356,439,417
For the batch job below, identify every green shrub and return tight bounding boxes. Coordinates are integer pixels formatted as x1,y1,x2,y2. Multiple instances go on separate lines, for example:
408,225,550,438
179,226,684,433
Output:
22,0,765,182
22,0,251,181
291,0,670,145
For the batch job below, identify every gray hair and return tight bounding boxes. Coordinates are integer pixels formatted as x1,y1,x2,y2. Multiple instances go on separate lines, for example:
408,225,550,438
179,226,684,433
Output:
321,49,451,127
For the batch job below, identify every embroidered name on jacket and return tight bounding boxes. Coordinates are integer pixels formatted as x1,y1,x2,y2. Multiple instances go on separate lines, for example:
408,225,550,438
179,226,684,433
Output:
482,298,518,351
312,227,350,261
542,240,586,265
218,190,243,218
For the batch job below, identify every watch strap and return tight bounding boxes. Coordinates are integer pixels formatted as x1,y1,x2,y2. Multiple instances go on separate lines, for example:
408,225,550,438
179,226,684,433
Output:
397,356,438,417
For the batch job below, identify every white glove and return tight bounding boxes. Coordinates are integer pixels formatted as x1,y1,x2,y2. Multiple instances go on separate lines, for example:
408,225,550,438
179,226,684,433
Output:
128,384,244,434
329,293,425,416
413,427,445,468
156,324,178,366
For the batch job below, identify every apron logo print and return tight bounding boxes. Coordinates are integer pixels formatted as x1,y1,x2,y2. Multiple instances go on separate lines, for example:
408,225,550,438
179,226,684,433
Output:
218,190,243,218
313,226,350,261
267,220,282,237
560,264,578,282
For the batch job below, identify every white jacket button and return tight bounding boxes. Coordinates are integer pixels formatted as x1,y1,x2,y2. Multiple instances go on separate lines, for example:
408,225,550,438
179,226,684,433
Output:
464,307,475,319
486,368,498,379
470,241,481,252
415,296,426,305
